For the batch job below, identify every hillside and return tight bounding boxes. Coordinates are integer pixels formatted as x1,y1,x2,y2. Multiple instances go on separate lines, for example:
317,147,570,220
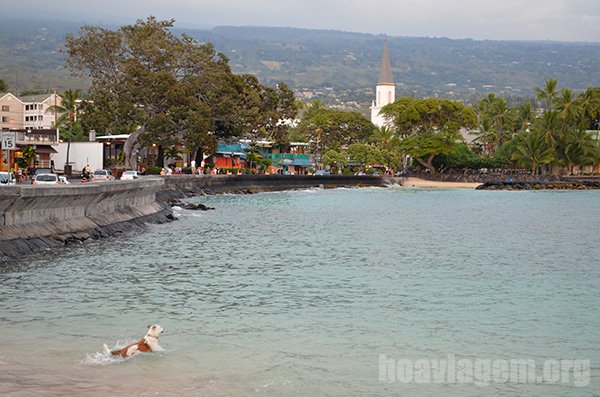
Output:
1,18,599,107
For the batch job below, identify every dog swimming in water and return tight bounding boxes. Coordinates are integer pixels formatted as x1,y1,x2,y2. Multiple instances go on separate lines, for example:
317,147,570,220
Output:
103,324,164,359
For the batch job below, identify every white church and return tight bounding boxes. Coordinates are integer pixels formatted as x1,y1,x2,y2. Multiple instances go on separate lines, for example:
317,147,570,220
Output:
370,40,395,128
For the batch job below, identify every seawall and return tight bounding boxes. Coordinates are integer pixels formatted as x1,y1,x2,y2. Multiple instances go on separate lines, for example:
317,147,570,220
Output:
0,178,172,260
158,174,387,200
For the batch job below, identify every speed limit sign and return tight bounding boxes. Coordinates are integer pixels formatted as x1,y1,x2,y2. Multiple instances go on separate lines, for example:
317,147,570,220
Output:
1,132,16,150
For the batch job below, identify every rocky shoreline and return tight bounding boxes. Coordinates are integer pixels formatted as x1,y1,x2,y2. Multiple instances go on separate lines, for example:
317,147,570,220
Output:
476,181,600,190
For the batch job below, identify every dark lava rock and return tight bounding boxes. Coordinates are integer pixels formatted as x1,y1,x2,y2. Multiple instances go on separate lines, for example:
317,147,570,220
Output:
183,203,215,211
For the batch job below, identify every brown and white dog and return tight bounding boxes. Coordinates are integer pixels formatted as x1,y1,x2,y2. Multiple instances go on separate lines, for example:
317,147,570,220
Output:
103,324,164,358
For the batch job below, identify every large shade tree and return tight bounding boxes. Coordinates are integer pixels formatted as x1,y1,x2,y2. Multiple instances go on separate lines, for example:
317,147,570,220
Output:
380,97,477,173
294,107,376,149
66,17,296,166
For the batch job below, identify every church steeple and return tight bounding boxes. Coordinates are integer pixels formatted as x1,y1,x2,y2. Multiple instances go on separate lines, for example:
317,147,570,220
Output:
371,39,395,128
377,39,394,85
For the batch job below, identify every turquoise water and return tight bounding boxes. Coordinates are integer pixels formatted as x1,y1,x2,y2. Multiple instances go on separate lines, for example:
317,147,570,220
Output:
0,187,599,396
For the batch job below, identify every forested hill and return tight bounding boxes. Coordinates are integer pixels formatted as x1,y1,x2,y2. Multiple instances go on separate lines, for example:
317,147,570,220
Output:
1,18,600,103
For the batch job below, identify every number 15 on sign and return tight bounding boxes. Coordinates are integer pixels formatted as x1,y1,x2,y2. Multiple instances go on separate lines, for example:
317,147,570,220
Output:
1,132,16,150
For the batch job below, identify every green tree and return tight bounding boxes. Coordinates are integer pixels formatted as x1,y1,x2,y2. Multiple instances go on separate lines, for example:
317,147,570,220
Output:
0,79,8,92
46,89,82,173
476,94,515,153
380,97,476,173
575,87,600,130
370,126,398,150
561,129,600,174
294,107,375,149
399,131,463,173
511,130,556,175
347,143,372,171
322,149,347,173
535,78,558,112
66,17,295,166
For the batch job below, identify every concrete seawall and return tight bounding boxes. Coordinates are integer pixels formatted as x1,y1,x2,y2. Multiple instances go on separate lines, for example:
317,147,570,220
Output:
159,174,387,196
0,178,172,260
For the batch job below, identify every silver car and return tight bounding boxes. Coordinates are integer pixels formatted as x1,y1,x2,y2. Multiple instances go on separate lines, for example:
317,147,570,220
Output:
92,169,115,182
32,173,60,185
0,171,16,186
120,170,140,180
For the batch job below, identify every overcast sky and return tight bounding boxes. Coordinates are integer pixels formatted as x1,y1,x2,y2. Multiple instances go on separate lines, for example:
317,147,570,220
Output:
4,0,600,42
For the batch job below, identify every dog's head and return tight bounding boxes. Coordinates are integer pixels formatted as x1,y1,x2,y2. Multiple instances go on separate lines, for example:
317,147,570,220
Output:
146,324,164,339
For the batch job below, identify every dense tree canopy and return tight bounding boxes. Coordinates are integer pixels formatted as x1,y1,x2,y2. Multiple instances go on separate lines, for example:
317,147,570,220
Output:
379,97,477,173
293,106,376,149
66,17,297,161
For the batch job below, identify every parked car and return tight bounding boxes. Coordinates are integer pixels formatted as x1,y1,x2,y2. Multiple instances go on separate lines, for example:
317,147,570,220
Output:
59,176,71,185
314,170,331,176
33,168,52,177
92,169,115,182
32,173,60,185
0,171,16,186
120,170,140,180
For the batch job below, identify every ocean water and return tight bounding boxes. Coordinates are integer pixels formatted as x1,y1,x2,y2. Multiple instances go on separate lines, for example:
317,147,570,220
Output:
0,187,599,396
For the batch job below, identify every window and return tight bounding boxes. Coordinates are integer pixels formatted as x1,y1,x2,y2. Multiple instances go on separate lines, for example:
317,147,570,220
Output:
1,116,7,122
39,115,43,121
1,105,9,112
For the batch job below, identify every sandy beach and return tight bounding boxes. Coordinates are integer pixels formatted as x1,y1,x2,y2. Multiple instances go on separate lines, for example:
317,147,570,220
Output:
403,177,482,189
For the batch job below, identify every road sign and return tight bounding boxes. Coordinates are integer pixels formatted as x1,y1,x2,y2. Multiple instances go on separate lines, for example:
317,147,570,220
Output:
1,132,16,151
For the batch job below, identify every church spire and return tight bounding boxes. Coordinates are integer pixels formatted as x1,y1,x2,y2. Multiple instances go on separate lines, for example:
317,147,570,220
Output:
377,39,394,85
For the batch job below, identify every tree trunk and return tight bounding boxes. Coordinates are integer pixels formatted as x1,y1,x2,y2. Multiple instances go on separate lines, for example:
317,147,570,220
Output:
415,155,436,174
194,148,204,165
157,145,164,167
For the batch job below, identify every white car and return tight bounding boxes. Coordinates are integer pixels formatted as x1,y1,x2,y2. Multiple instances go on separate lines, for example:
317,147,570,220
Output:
120,170,140,180
59,176,71,185
92,169,115,182
0,171,16,186
32,173,60,185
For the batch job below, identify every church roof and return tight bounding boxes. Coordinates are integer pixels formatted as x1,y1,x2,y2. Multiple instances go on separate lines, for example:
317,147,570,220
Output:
377,40,394,85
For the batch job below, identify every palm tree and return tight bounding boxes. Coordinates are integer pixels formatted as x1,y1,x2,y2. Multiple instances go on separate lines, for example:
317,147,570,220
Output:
477,94,514,153
46,89,81,174
575,87,600,130
516,102,534,133
562,129,600,175
370,126,398,150
473,117,495,155
555,88,580,133
511,130,556,175
535,78,558,112
489,98,513,151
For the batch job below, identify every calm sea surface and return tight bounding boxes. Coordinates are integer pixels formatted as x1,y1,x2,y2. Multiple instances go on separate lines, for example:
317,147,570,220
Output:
0,187,599,396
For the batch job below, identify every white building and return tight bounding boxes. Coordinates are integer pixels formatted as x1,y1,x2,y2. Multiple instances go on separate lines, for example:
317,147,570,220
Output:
370,40,395,128
0,92,61,130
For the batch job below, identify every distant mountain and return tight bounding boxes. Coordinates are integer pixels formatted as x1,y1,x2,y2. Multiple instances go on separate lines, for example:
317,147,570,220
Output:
1,18,599,107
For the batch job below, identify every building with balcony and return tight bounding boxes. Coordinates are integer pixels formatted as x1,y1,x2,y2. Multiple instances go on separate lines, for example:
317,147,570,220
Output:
0,92,61,130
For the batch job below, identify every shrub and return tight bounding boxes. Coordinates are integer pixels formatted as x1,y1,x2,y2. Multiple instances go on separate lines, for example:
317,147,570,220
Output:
146,166,163,175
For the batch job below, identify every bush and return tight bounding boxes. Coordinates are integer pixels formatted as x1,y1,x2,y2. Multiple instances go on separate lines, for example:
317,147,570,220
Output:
146,166,163,175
